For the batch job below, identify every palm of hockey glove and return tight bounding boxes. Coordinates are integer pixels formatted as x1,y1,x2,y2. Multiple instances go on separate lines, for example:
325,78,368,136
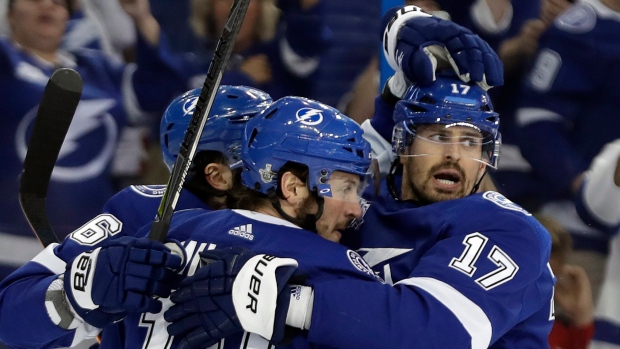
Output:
64,236,183,328
383,6,504,89
165,247,298,349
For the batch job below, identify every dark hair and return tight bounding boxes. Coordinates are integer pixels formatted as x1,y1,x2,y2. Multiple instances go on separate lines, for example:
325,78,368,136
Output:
232,161,309,211
183,150,230,208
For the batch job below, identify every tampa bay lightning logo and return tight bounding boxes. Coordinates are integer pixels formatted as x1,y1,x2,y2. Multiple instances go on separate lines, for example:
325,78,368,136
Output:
347,250,384,282
182,96,199,116
483,191,531,216
131,185,166,197
16,99,118,182
295,108,324,126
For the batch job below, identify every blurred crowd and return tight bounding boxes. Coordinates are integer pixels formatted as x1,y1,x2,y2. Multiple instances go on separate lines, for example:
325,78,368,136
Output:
1,0,619,348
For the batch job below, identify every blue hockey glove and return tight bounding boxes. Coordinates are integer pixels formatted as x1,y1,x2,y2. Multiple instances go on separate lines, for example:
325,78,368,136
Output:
64,236,183,328
383,5,504,89
165,247,298,349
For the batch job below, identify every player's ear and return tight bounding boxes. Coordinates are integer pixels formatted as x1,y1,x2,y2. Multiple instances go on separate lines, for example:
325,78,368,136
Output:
204,163,233,191
280,171,307,203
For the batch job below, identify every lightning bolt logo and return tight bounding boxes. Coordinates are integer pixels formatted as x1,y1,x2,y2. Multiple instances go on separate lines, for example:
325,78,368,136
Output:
183,96,199,116
16,99,118,182
295,108,324,126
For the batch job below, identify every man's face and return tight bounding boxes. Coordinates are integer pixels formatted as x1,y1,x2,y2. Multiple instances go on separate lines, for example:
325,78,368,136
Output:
401,124,486,204
212,0,261,49
299,171,363,243
9,0,69,47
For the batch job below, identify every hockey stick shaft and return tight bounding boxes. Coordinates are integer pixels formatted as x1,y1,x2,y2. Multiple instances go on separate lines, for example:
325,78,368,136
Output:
19,68,83,247
149,0,251,242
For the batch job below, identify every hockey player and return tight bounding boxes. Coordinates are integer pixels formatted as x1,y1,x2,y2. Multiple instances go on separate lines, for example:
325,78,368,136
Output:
161,7,545,349
0,85,273,349
164,77,555,349
151,96,382,348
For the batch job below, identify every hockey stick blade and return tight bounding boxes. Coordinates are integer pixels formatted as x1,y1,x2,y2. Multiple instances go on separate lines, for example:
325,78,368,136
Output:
19,68,83,247
149,0,251,242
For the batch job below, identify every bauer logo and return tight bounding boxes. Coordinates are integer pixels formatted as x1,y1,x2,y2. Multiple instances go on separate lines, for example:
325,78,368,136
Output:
295,108,324,126
483,191,531,216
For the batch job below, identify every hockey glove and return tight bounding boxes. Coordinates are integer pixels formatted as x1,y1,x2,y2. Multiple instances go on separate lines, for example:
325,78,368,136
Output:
64,236,183,328
383,5,504,89
165,247,298,349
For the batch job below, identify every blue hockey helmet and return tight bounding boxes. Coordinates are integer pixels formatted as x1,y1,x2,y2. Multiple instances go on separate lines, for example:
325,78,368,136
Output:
241,96,373,200
392,75,501,168
160,85,273,171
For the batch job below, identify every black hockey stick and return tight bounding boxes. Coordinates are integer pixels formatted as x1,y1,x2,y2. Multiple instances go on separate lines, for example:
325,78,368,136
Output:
19,68,83,247
149,0,250,242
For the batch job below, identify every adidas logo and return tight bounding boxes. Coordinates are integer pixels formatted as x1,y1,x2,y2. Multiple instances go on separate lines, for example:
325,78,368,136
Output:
228,224,254,241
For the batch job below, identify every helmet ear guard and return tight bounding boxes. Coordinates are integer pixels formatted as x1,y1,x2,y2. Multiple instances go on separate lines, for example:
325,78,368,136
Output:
392,75,501,168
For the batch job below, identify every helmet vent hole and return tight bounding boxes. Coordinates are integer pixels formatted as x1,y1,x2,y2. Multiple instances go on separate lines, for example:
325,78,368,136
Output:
356,149,364,158
343,147,353,153
419,96,436,104
407,105,428,113
164,135,169,148
227,94,239,99
248,128,259,146
230,115,249,123
263,109,278,119
166,123,174,131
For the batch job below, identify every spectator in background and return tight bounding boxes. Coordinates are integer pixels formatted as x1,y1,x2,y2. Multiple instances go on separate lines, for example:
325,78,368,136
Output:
513,0,620,307
488,0,572,206
0,0,189,281
186,0,330,99
573,139,620,348
538,213,595,349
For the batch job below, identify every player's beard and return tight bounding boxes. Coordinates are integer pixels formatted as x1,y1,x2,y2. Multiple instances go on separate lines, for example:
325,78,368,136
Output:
409,160,470,205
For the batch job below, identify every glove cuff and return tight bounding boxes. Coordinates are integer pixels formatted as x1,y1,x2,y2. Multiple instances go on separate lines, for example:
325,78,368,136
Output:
383,5,432,71
65,249,101,312
232,255,299,340
386,71,409,99
286,285,314,330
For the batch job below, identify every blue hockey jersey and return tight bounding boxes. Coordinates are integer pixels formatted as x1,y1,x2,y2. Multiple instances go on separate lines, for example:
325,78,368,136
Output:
0,33,188,280
0,206,381,349
315,188,555,348
0,185,210,348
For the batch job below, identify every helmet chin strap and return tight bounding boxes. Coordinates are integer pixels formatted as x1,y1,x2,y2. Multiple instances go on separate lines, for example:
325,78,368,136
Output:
268,191,324,232
470,169,488,195
387,159,402,201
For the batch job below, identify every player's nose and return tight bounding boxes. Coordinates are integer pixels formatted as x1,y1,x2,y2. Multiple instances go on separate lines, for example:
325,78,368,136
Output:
344,200,363,219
